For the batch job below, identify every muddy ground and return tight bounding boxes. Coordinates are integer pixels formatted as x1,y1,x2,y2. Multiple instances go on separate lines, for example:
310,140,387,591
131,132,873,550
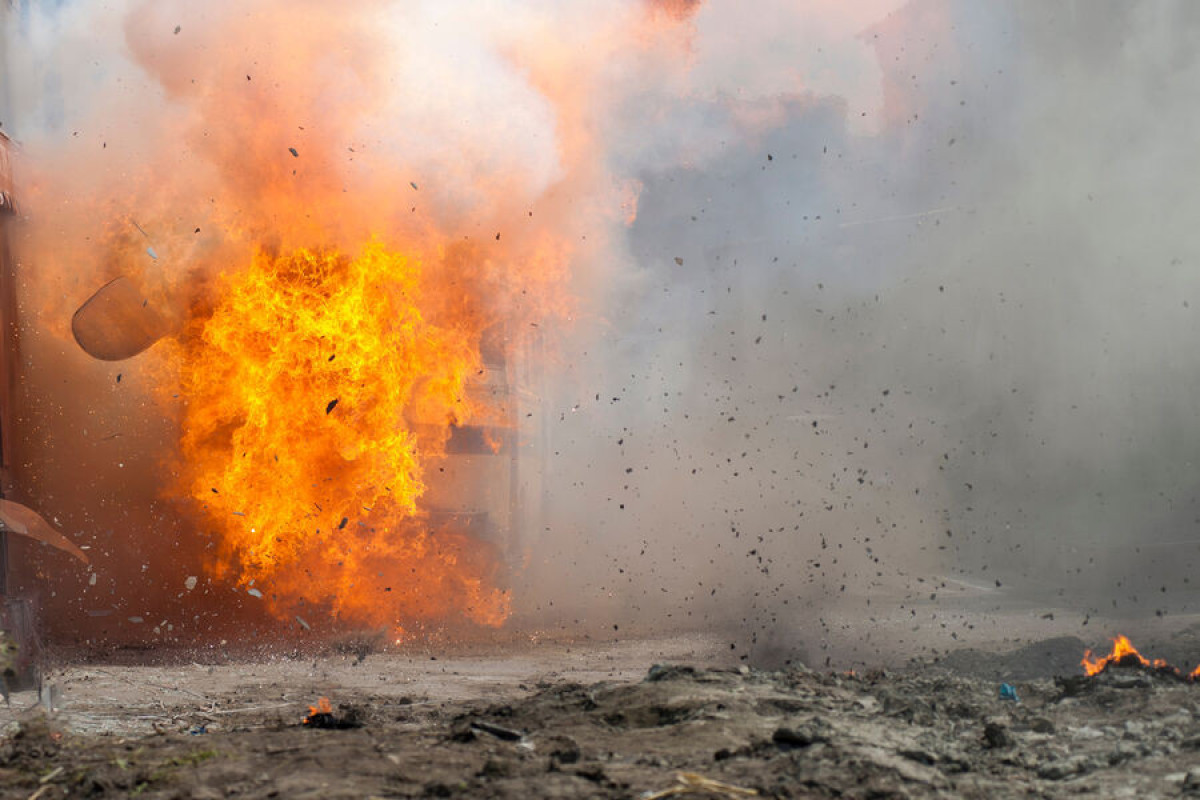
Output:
0,628,1199,799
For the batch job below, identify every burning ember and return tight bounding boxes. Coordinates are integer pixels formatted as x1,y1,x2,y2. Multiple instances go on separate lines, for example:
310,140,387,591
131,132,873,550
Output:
164,243,511,633
304,696,333,723
1081,635,1200,680
301,696,360,729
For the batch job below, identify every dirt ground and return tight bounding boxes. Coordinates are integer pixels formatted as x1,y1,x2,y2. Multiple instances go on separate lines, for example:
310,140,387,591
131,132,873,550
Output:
0,625,1196,800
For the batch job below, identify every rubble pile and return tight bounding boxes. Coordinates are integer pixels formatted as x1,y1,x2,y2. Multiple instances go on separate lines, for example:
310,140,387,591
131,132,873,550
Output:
0,654,1197,798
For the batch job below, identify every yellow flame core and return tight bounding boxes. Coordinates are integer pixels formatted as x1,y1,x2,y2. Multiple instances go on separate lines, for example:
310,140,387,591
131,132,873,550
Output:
169,242,509,629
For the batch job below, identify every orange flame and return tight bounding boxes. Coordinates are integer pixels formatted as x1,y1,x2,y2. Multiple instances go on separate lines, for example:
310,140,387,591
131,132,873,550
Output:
1081,635,1147,676
1081,635,1180,677
303,696,333,724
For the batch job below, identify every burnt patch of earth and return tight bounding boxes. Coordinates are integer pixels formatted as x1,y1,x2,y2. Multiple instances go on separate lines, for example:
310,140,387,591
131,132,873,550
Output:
1,651,1200,798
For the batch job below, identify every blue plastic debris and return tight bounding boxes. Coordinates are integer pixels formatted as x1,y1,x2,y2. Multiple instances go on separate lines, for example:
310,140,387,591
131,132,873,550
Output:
147,246,158,260
999,683,1019,703
189,725,207,735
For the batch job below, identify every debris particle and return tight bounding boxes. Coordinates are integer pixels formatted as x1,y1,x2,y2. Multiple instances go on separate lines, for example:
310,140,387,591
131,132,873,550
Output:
325,399,339,414
247,588,263,598
184,576,197,591
288,147,299,158
469,721,524,741
645,772,758,799
338,517,348,530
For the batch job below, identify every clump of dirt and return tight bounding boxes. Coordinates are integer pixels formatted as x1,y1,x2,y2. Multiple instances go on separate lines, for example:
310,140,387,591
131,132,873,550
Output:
0,715,63,770
1,655,1199,798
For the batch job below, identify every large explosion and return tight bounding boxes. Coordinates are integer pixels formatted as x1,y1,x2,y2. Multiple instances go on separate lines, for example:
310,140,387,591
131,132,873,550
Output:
4,0,934,644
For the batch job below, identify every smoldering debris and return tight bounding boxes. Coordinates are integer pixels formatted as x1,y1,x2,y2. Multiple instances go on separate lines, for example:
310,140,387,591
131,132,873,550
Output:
301,696,362,729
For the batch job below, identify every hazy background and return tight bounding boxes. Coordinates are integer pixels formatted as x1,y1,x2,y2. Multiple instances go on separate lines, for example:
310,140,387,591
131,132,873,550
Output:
3,0,1200,661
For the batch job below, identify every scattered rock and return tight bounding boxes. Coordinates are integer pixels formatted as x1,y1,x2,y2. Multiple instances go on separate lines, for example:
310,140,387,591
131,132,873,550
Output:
1028,717,1055,734
772,725,821,749
646,664,698,682
982,722,1013,749
1183,769,1200,794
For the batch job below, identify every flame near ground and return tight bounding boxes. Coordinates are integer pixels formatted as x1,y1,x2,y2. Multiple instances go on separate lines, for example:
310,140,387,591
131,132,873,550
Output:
1082,635,1200,680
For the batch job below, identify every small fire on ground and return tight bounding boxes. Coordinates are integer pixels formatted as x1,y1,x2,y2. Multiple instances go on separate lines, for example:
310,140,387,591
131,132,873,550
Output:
301,696,361,729
303,696,333,724
1082,635,1200,680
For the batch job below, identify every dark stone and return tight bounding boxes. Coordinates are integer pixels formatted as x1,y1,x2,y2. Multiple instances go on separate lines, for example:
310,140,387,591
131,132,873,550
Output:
1028,717,1055,734
773,726,818,749
646,664,698,682
982,722,1013,749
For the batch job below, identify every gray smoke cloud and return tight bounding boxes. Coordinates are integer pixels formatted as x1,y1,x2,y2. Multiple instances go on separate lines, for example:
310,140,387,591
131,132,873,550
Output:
520,0,1200,664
